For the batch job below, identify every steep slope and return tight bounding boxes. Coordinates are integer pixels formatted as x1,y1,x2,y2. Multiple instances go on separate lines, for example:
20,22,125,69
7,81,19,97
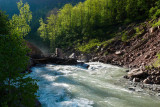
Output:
94,22,160,69
88,19,160,85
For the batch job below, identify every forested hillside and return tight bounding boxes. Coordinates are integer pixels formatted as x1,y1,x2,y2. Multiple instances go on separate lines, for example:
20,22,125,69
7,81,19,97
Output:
38,0,160,52
0,0,85,48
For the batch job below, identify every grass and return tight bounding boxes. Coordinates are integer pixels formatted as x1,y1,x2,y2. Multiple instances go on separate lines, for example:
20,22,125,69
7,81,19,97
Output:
77,39,101,53
102,38,115,47
121,31,128,42
152,53,160,67
135,27,144,35
76,38,115,54
152,20,160,27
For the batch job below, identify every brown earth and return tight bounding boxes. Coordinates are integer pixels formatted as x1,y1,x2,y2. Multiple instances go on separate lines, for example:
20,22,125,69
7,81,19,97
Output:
90,21,160,85
94,27,160,69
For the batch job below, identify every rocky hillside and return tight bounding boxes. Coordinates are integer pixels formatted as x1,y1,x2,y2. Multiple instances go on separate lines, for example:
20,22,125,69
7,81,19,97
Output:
89,18,160,85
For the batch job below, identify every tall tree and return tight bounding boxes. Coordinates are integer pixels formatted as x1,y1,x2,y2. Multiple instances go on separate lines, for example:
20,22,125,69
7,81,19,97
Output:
0,1,38,106
10,0,32,37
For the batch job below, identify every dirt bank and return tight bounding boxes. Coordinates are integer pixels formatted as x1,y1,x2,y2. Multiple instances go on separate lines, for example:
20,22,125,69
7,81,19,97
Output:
87,20,160,86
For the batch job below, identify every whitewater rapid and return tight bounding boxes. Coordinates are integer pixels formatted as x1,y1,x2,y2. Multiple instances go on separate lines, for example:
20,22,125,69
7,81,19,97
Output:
28,62,160,107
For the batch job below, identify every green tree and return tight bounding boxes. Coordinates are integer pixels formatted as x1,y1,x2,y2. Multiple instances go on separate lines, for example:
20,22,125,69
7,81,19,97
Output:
0,1,38,106
38,0,160,52
0,34,38,107
10,0,32,37
38,18,47,40
0,11,9,35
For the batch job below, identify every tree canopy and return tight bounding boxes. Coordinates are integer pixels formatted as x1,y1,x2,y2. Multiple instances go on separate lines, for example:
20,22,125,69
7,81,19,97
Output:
38,0,160,52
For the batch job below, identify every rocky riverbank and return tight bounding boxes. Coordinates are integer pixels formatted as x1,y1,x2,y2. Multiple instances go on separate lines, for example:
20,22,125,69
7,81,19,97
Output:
58,19,160,95
86,20,160,85
26,19,160,96
26,42,83,69
80,19,160,95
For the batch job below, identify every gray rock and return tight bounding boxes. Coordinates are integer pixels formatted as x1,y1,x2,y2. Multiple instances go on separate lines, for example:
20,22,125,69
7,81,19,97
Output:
115,51,123,55
143,78,151,84
79,54,91,62
69,53,77,59
149,27,158,33
133,78,140,82
128,87,135,91
156,93,160,96
55,48,64,59
144,55,150,59
127,68,142,78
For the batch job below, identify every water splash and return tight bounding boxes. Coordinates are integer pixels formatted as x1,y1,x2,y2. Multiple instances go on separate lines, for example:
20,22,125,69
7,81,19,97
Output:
28,62,160,107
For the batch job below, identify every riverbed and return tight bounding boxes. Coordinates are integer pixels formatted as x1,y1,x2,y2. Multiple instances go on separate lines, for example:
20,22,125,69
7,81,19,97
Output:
28,62,160,107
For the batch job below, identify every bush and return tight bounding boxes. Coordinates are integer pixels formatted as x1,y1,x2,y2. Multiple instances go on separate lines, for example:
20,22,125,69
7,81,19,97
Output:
121,32,128,42
77,39,100,53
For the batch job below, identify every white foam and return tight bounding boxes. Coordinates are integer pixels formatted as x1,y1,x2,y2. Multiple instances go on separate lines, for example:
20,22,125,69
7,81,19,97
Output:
28,62,160,107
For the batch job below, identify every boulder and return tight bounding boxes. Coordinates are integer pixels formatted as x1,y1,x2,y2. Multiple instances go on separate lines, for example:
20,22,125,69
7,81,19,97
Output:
26,41,44,59
144,54,150,59
127,69,140,77
149,27,158,33
78,54,91,62
156,76,160,83
77,62,90,69
69,53,77,59
128,87,135,91
143,78,151,84
115,51,123,55
125,70,129,72
55,48,64,59
127,69,145,78
133,78,140,82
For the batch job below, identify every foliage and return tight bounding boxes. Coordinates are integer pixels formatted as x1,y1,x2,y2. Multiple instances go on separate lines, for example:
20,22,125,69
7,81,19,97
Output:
10,0,32,37
0,35,38,107
38,0,159,52
0,1,38,106
102,38,115,48
152,20,160,27
134,27,144,35
121,32,128,42
152,53,160,67
149,0,160,19
0,11,9,35
77,39,101,53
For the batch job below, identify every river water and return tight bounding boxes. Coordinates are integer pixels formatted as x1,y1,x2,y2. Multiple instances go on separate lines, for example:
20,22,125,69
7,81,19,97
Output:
28,62,160,107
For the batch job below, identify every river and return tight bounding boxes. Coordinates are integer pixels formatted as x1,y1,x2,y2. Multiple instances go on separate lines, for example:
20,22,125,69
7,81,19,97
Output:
28,62,160,107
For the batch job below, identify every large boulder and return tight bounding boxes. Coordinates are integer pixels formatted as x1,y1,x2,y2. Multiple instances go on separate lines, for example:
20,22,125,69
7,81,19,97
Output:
115,51,123,55
69,53,77,59
26,41,44,59
78,54,91,62
55,48,64,59
127,69,145,79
